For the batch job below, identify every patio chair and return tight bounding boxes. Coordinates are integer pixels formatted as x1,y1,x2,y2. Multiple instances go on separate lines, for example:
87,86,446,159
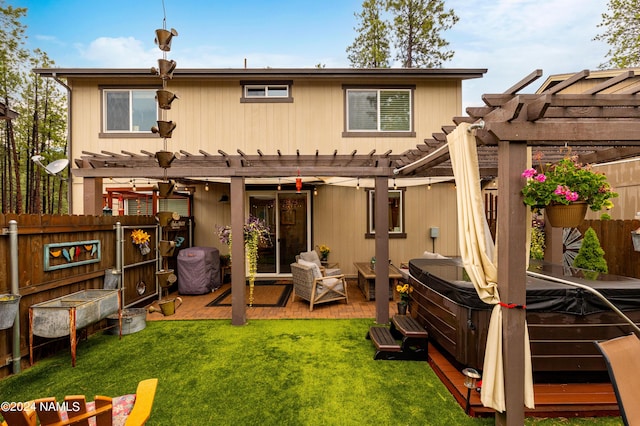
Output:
297,249,341,276
10,378,158,426
594,333,640,426
290,262,348,311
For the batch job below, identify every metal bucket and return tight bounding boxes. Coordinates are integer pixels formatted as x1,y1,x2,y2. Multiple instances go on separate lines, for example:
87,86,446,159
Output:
106,308,147,335
0,294,21,330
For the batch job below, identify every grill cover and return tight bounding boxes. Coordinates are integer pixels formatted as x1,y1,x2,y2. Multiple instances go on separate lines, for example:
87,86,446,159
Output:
177,247,220,294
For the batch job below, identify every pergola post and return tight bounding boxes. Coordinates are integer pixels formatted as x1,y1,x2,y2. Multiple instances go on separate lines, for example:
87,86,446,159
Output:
374,176,390,324
83,177,103,215
544,220,563,264
496,140,528,425
230,176,246,326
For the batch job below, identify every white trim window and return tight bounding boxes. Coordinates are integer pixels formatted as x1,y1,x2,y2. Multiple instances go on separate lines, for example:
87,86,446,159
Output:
104,89,157,133
347,88,412,132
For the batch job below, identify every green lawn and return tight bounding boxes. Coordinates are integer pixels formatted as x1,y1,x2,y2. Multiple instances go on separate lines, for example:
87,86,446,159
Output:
0,319,623,425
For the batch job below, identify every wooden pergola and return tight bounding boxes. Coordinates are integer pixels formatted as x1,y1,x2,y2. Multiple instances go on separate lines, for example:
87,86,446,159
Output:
74,69,640,424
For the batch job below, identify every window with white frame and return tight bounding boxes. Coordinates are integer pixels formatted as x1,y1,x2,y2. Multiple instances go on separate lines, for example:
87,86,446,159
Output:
241,82,293,103
366,189,406,238
103,89,157,133
346,88,412,134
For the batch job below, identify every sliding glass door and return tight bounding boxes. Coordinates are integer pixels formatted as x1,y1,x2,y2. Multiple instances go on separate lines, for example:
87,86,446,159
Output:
248,191,309,275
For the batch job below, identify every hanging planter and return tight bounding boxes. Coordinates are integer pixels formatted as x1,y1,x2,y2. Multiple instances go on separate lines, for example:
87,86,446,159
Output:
159,240,176,257
545,202,588,228
0,294,21,330
156,269,177,288
522,157,618,228
157,181,174,197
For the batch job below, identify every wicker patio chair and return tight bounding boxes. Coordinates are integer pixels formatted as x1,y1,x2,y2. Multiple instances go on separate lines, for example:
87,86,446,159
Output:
290,262,348,311
297,249,341,276
594,333,640,426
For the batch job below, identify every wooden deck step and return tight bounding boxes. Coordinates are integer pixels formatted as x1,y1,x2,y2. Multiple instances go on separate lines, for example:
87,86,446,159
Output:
367,326,401,360
391,314,428,338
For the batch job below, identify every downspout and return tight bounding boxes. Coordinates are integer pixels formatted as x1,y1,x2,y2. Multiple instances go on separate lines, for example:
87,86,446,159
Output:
51,73,73,214
9,220,20,373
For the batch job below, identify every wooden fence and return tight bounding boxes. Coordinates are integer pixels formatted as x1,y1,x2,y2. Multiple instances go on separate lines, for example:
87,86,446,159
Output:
579,220,640,278
0,214,157,378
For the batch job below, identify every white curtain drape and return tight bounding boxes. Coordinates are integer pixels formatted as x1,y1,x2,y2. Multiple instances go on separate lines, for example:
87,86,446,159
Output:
447,122,535,412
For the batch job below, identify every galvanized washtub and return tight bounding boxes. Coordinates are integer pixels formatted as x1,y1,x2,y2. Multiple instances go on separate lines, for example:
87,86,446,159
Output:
29,289,120,366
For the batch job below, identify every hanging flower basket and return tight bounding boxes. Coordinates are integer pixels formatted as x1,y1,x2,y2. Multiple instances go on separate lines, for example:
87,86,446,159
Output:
0,294,21,330
522,157,618,228
545,202,588,228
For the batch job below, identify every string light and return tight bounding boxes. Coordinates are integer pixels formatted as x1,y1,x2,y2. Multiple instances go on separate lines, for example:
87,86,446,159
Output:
313,186,318,196
428,177,431,190
356,178,360,190
204,181,209,191
393,178,397,190
277,178,281,191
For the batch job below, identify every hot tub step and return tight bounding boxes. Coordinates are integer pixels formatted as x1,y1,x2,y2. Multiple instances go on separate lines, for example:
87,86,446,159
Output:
366,326,401,360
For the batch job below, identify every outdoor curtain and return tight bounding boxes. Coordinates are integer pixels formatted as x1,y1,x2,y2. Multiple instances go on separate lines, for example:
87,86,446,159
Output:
447,122,535,412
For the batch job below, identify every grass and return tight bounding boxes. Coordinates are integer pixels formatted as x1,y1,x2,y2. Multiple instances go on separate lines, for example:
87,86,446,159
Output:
0,319,623,425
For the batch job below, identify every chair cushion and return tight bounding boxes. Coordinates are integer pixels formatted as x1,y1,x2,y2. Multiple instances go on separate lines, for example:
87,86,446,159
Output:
297,259,322,279
300,250,322,267
317,278,344,294
422,251,448,259
60,394,136,426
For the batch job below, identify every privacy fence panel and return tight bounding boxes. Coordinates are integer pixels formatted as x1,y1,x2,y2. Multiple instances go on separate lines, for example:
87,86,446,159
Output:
0,214,157,378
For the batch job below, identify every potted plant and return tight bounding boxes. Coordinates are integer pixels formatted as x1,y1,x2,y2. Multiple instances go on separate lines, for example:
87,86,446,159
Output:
521,156,618,227
131,229,151,255
396,283,413,315
317,244,330,262
573,227,608,279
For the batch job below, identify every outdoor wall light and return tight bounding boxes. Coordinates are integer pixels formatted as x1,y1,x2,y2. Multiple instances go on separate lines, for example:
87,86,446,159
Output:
462,367,481,414
154,28,178,51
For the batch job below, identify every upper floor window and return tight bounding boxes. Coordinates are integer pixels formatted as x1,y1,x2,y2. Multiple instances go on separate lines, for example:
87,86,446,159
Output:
103,89,157,133
345,88,414,136
240,81,293,103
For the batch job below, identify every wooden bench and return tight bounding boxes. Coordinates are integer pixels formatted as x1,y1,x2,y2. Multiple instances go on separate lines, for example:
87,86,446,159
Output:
366,326,402,360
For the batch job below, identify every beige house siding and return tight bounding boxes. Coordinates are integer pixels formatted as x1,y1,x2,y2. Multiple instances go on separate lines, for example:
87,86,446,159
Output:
191,181,459,277
61,70,469,275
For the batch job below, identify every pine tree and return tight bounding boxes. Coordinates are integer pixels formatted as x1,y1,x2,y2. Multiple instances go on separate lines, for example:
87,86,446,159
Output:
346,0,391,68
573,227,608,274
594,0,640,69
386,0,458,68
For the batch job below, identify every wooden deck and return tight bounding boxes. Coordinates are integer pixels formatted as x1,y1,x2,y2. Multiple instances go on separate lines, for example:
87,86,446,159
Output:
428,342,620,419
146,278,621,420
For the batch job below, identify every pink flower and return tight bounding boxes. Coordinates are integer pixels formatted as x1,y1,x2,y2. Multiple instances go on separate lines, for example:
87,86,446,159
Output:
565,191,579,202
535,174,546,183
521,168,537,179
554,185,566,195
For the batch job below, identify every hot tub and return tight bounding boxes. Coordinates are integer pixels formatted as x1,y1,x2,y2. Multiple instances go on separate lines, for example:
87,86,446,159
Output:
29,289,120,366
408,258,640,378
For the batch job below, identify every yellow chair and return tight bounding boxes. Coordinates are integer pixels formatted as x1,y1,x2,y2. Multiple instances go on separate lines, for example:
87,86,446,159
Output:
0,402,36,426
1,378,157,426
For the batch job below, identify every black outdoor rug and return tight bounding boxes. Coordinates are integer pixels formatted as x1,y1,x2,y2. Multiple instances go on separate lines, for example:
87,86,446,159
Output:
206,281,293,307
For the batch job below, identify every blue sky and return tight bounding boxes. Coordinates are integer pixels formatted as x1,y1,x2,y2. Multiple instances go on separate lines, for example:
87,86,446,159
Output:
13,0,608,110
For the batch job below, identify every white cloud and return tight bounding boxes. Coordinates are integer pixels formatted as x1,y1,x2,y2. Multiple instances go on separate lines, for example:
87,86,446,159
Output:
78,37,157,67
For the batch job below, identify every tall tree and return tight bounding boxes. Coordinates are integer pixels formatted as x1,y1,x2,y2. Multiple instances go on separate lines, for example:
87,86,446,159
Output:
594,0,640,69
387,0,458,68
0,1,68,214
346,0,391,68
0,0,28,213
